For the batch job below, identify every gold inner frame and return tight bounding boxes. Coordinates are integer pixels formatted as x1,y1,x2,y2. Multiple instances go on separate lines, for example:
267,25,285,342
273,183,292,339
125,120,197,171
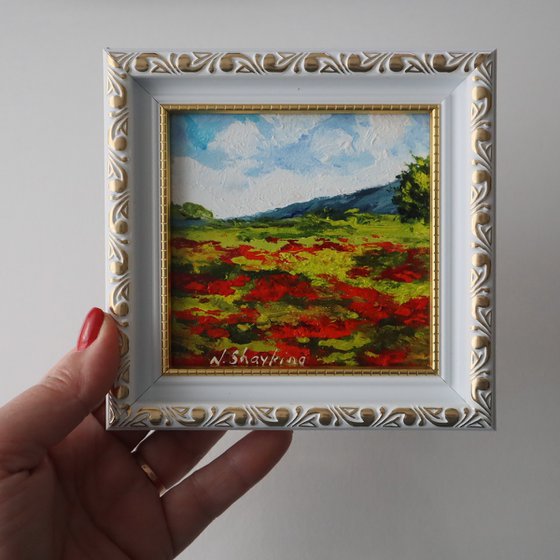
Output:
160,104,440,376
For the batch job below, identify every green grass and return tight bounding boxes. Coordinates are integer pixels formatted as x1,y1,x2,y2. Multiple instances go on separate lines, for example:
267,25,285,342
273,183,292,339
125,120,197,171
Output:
169,213,431,369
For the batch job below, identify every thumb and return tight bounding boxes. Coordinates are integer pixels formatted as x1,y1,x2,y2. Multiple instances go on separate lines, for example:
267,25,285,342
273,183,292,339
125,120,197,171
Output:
0,308,120,475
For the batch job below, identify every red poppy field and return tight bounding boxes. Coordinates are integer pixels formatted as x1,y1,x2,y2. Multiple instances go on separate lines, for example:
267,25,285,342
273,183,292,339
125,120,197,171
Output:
169,213,432,370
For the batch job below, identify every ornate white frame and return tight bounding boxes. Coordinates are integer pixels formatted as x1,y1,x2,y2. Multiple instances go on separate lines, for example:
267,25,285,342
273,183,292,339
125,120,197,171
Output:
104,50,495,430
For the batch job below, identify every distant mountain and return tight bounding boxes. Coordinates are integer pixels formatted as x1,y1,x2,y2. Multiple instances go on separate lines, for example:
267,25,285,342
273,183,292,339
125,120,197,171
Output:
240,180,399,221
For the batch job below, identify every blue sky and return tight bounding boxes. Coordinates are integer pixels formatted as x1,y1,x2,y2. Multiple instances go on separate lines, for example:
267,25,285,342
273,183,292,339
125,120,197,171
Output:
170,112,430,218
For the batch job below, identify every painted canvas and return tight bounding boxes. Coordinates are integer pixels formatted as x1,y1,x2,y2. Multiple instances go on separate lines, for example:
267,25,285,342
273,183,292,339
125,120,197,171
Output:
168,110,434,371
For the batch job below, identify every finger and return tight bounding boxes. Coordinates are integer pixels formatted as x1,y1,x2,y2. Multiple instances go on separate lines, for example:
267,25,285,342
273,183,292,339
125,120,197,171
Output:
0,308,120,474
163,430,292,554
133,430,225,489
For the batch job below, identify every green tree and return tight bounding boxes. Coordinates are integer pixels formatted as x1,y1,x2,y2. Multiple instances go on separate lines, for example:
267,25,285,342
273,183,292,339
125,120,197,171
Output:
393,155,430,223
172,202,214,220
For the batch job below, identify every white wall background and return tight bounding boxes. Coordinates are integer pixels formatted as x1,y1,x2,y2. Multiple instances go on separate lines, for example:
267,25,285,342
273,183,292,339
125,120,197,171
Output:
1,1,559,558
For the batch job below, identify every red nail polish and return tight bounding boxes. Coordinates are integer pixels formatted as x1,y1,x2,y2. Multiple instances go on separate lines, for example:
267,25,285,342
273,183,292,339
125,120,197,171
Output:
77,308,105,351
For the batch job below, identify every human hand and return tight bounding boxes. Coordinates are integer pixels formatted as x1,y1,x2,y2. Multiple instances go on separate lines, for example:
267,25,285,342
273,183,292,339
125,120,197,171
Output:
0,308,292,559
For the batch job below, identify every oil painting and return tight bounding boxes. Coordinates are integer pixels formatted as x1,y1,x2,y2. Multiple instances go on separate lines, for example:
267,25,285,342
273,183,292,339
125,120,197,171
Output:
167,109,434,371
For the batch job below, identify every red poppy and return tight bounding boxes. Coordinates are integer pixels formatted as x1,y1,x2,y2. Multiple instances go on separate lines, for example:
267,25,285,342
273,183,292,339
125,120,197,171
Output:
172,273,251,296
374,241,407,253
278,240,317,254
312,240,353,252
222,306,260,325
328,278,383,302
170,237,200,249
205,275,251,296
206,327,230,338
275,341,312,358
394,296,430,327
171,354,208,367
380,264,424,283
349,301,392,323
220,245,268,264
347,266,370,278
244,274,318,302
270,316,363,340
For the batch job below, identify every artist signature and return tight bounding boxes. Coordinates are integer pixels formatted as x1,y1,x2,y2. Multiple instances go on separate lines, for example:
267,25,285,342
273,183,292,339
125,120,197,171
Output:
209,347,307,367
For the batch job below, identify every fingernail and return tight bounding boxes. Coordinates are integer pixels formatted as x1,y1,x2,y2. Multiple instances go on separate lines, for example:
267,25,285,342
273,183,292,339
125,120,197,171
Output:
77,308,105,351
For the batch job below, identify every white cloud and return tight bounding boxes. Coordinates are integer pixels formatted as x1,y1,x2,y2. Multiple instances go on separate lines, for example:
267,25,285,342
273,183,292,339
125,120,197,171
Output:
207,120,263,159
353,114,412,154
309,128,354,163
308,114,414,167
261,114,329,146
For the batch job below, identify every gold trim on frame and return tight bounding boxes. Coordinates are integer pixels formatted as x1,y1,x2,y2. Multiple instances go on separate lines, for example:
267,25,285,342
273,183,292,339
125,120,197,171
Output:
160,104,440,376
468,55,495,425
108,51,489,77
104,49,495,430
105,52,131,408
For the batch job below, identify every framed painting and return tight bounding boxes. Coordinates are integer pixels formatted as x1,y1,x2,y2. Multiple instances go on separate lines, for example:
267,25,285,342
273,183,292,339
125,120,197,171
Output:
104,50,495,430
163,105,439,374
